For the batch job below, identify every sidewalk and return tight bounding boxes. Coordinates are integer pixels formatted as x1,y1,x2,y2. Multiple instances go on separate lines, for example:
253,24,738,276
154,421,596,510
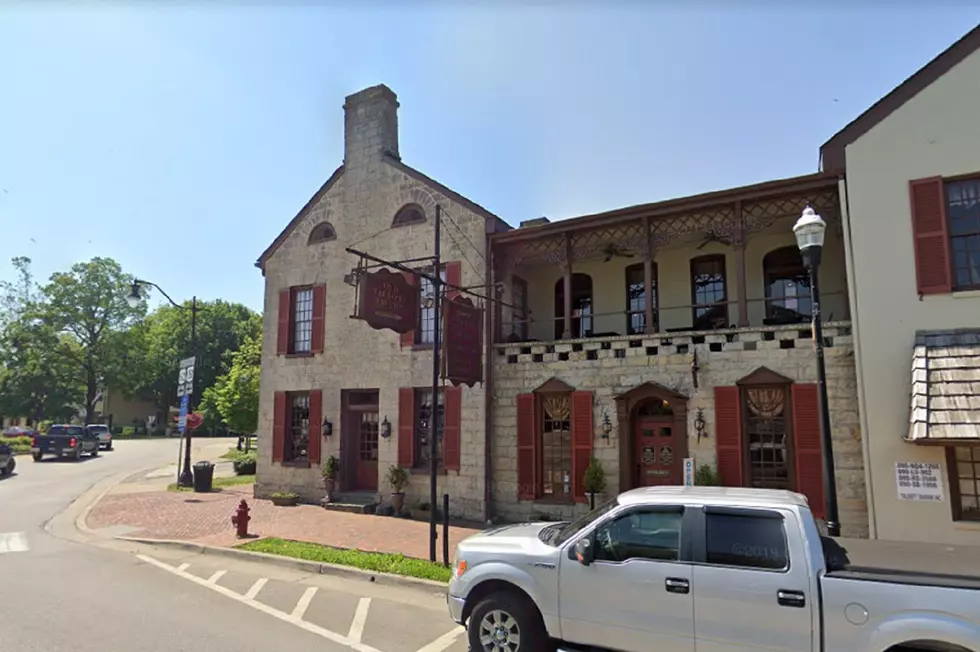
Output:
86,465,483,560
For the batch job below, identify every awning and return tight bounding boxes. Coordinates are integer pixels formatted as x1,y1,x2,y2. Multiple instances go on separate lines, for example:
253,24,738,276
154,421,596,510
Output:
907,330,980,443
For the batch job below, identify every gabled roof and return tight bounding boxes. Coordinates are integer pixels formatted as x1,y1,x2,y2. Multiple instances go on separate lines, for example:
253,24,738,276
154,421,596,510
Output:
255,156,511,273
821,24,980,172
255,164,345,271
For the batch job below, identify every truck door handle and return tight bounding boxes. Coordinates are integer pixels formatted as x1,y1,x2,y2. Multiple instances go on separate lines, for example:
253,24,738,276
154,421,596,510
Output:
665,578,690,594
777,590,806,608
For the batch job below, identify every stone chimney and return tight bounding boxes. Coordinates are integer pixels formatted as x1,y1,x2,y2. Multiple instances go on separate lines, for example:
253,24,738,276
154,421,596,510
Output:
520,217,550,229
343,84,399,168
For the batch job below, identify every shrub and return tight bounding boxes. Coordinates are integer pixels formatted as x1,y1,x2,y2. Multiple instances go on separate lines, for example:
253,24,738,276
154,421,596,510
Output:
110,425,123,435
233,450,257,475
583,456,606,494
694,464,721,486
386,465,409,493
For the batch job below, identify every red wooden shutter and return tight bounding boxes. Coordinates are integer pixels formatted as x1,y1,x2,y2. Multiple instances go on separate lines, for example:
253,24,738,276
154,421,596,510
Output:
397,388,415,467
909,177,952,295
792,383,826,519
311,284,326,354
276,289,291,355
272,391,287,462
400,272,417,348
516,393,537,500
714,386,743,486
443,386,462,471
446,261,463,300
308,389,322,465
571,391,595,503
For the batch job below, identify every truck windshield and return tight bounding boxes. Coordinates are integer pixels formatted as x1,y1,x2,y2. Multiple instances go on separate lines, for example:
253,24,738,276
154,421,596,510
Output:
551,498,620,546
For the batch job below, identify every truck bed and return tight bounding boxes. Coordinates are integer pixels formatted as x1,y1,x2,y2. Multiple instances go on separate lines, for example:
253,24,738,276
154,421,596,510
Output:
823,536,980,590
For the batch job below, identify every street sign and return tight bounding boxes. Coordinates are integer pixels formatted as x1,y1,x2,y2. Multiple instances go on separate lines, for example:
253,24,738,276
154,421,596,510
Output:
178,395,189,434
176,356,196,398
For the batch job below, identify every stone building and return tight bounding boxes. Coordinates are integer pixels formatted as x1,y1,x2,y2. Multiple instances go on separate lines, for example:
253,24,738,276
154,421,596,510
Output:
255,84,868,537
254,85,507,518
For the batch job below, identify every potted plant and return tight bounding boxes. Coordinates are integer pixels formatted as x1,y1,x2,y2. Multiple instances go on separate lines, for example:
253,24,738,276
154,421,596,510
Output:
270,491,299,507
321,455,340,504
386,465,409,512
583,456,606,509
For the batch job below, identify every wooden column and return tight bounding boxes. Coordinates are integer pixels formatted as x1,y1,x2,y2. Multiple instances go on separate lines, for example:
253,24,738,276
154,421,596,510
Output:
733,202,749,327
563,233,573,339
643,216,655,334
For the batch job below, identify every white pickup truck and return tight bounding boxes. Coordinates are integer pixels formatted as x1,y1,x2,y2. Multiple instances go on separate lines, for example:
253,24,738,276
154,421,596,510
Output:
447,486,980,652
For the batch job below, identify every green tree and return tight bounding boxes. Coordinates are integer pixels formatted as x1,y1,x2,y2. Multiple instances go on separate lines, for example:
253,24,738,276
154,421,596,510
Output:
120,301,260,414
39,257,145,423
0,318,84,422
213,334,260,434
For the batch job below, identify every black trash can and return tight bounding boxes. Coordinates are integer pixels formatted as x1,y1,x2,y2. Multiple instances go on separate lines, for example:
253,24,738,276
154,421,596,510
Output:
193,461,214,493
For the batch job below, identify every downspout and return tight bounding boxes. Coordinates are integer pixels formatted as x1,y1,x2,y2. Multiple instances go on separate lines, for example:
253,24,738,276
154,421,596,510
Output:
483,229,495,524
838,173,878,539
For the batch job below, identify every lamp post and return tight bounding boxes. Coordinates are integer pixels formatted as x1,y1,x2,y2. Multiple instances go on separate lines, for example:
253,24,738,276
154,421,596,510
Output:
127,279,200,488
793,206,840,537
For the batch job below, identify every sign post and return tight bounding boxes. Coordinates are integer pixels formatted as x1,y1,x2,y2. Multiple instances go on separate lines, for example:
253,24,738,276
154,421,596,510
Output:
176,356,196,487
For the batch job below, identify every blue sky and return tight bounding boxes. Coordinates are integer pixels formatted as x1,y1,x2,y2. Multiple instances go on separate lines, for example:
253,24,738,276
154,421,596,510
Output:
2,5,978,312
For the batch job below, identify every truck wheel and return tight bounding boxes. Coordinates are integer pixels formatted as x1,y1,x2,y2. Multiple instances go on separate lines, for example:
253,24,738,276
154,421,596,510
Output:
33,453,42,462
74,447,82,461
467,591,549,652
90,446,99,457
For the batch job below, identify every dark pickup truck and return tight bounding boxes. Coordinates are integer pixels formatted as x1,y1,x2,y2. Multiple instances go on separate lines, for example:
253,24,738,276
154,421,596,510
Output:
31,425,100,461
0,441,14,476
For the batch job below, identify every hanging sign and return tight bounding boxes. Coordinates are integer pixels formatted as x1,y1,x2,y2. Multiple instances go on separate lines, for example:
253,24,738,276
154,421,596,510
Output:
353,268,420,334
443,295,484,387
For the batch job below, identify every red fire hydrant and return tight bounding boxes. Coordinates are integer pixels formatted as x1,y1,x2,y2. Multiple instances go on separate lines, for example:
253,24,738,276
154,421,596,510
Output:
231,499,251,538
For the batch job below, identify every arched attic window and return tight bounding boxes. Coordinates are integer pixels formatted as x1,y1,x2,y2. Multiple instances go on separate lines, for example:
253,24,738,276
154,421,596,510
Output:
307,222,337,244
392,204,426,227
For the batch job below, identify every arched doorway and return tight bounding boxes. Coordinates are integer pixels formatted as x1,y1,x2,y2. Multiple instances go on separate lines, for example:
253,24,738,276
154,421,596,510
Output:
615,382,689,490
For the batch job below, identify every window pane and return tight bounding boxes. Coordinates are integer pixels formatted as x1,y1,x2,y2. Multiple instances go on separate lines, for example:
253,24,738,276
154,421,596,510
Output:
626,265,656,335
291,288,314,353
287,393,310,461
359,412,379,462
594,509,683,562
541,394,571,498
953,446,980,521
744,387,790,490
706,513,788,570
418,268,447,344
415,389,444,467
691,257,726,321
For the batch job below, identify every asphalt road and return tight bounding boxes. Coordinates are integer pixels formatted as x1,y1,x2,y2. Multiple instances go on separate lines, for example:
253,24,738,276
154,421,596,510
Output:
0,438,466,652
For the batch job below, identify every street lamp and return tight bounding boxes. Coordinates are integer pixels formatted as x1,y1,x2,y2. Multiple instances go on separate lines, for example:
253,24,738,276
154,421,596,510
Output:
128,279,201,488
793,206,840,537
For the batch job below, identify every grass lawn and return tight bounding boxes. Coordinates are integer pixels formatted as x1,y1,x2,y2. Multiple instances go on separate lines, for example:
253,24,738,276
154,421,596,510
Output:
167,474,255,492
237,538,452,583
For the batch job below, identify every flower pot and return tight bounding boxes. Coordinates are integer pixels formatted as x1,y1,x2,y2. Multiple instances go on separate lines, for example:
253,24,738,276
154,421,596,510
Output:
271,495,299,507
323,477,336,503
588,492,607,509
390,492,406,512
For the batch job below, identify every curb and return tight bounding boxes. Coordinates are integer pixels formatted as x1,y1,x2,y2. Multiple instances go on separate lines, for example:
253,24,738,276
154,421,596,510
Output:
117,536,450,591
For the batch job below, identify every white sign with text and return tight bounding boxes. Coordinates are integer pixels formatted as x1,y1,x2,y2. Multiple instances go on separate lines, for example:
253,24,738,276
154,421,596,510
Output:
895,461,944,502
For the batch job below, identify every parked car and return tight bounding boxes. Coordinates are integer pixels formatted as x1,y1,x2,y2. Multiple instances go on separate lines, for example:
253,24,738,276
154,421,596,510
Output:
31,424,99,461
0,441,14,476
2,426,36,438
448,486,980,652
85,424,113,450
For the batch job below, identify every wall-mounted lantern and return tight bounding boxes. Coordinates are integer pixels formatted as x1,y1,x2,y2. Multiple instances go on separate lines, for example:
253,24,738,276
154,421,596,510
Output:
691,349,700,390
322,419,333,437
601,410,613,441
380,416,392,440
694,408,707,442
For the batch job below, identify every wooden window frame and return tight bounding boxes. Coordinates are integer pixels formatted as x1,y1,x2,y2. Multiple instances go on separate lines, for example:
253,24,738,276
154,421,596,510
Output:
307,222,337,244
624,262,657,335
689,254,728,328
944,175,980,292
536,389,574,504
415,265,447,347
763,246,812,322
392,203,426,228
554,273,594,340
283,391,311,465
739,383,796,491
946,445,980,522
412,387,445,473
288,286,314,356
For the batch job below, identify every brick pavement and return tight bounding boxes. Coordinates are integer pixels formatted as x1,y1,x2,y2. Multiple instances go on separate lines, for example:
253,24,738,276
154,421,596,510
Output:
86,484,483,560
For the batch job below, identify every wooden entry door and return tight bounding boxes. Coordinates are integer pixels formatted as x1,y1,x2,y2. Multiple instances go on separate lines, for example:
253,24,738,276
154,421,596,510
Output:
355,411,379,491
635,418,682,487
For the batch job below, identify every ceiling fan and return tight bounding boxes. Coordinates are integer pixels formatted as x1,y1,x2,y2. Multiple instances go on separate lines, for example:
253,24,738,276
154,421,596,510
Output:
696,230,732,250
601,243,635,262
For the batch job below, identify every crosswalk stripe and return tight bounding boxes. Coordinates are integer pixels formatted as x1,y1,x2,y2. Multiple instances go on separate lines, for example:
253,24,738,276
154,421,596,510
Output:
0,532,28,553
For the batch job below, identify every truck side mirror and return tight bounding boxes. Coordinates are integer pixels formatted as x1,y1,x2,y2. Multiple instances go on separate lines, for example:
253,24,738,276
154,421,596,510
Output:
573,538,594,566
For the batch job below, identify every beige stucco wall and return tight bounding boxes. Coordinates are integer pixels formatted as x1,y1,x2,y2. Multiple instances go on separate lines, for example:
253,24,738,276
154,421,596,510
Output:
842,47,980,544
514,228,849,341
491,323,868,538
257,90,490,521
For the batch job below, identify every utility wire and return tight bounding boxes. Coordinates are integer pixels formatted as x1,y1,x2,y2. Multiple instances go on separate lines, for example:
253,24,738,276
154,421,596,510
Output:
441,207,487,263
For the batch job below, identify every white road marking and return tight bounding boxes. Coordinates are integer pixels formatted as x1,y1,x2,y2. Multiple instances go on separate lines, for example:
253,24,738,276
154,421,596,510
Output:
414,627,467,652
291,586,318,620
0,532,28,553
245,578,268,599
136,554,384,652
177,563,191,572
347,597,371,643
207,570,227,584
